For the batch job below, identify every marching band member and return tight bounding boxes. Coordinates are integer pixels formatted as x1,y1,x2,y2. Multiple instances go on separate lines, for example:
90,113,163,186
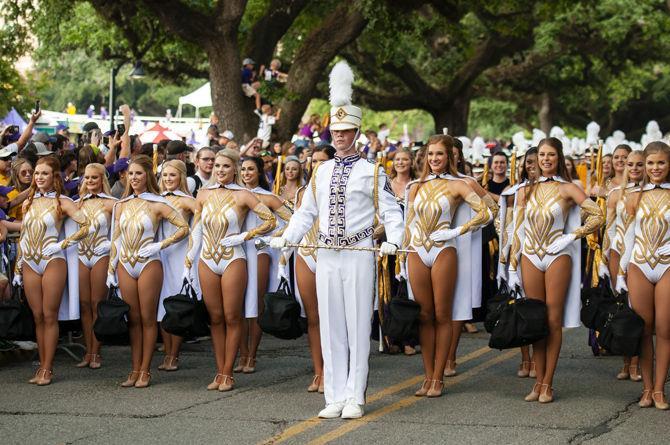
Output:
616,142,670,410
601,150,643,381
289,146,335,392
158,160,197,372
14,156,90,385
508,137,604,403
106,155,189,388
184,149,276,391
400,134,493,397
498,147,539,378
76,163,116,369
271,61,404,419
237,156,292,374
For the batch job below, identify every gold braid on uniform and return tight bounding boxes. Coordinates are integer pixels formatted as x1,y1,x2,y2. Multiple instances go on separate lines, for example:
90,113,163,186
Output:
61,210,91,249
459,193,490,235
499,206,514,264
573,199,605,239
601,207,616,267
398,199,416,264
481,194,499,225
160,210,190,249
14,240,23,276
272,203,294,237
509,205,525,272
184,210,201,270
107,216,122,275
245,203,277,240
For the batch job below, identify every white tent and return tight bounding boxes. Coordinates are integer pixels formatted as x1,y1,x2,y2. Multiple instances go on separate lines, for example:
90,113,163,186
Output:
176,82,211,118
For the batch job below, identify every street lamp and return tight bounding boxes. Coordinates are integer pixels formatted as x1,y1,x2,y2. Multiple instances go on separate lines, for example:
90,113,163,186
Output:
108,61,146,131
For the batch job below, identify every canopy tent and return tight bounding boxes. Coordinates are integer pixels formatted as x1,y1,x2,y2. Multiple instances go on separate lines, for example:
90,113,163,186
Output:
1,107,28,132
140,123,182,143
176,82,212,118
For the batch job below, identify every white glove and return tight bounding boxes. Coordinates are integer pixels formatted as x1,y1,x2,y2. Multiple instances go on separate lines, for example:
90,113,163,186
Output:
429,227,462,243
269,237,288,249
379,241,398,257
12,274,22,287
658,243,670,256
496,266,508,287
220,232,248,247
615,275,628,293
395,261,407,281
138,242,162,258
43,241,65,257
277,263,290,282
598,262,610,279
546,233,576,255
508,270,521,291
106,273,118,288
94,240,112,256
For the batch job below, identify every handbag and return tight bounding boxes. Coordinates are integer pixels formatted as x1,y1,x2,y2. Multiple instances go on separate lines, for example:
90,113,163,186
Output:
597,293,644,356
0,286,35,340
489,296,548,350
580,280,614,329
382,279,420,341
259,278,303,340
485,281,513,333
93,286,130,343
161,280,209,337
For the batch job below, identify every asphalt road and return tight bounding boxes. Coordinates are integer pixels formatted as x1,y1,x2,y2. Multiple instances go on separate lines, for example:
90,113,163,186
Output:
0,326,667,445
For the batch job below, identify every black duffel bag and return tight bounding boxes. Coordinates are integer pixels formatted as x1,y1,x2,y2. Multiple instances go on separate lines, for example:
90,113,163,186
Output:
161,280,209,337
259,278,302,340
581,280,614,329
382,279,420,341
0,286,35,340
485,281,513,333
489,297,548,350
597,294,644,356
94,286,130,343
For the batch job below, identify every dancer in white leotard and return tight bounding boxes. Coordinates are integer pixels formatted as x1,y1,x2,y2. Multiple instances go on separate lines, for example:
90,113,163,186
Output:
106,155,189,389
157,160,197,373
14,156,91,386
616,142,670,410
184,149,276,391
76,163,116,370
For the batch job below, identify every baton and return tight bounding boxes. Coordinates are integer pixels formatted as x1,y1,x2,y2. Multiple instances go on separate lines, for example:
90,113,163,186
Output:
254,239,413,254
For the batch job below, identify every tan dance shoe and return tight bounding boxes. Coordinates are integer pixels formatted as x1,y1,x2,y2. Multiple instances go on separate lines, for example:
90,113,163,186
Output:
120,370,140,387
218,375,235,392
134,371,152,388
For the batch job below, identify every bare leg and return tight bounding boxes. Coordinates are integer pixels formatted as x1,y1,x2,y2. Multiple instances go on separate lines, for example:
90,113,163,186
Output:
447,321,463,373
118,266,142,373
222,259,247,376
542,255,571,389
408,252,436,380
430,249,457,380
248,254,270,363
628,264,655,393
23,266,46,369
78,262,93,360
137,261,162,373
89,258,108,358
608,251,621,289
653,270,670,393
40,259,68,372
521,256,547,388
199,261,225,374
297,256,323,377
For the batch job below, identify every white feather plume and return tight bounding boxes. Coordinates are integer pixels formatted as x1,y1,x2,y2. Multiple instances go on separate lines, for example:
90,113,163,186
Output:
329,61,354,107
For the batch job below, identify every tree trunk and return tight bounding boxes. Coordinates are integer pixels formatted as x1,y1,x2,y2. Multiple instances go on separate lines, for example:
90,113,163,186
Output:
538,92,552,135
207,42,258,142
431,94,471,136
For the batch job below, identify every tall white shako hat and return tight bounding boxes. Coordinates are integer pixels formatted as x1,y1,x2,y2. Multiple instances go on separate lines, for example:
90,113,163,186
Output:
329,61,362,131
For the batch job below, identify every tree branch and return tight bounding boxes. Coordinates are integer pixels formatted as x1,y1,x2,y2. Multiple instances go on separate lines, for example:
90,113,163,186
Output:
138,0,217,44
355,87,425,111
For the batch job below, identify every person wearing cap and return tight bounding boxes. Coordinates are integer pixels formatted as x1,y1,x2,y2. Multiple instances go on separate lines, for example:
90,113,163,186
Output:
110,157,129,199
0,145,17,186
1,111,41,160
241,58,262,111
270,61,404,419
216,129,234,147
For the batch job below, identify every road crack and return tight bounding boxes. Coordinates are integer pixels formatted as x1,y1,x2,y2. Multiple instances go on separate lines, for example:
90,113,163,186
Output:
567,399,638,444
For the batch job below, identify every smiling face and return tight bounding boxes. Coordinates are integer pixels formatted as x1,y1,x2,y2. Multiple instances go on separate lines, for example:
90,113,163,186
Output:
241,159,260,187
491,154,507,176
612,148,629,174
625,153,644,183
83,165,103,194
284,161,300,181
393,151,411,175
645,151,669,184
524,153,538,180
33,163,55,192
213,155,237,185
427,142,449,175
538,144,559,176
18,162,34,186
127,163,148,194
161,165,180,192
602,155,613,178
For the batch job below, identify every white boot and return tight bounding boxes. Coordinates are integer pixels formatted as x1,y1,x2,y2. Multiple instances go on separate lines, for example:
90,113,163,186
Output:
318,401,346,419
341,400,364,419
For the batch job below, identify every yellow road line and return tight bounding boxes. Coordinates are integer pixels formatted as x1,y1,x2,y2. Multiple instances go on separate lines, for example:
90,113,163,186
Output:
260,346,493,445
308,349,518,445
